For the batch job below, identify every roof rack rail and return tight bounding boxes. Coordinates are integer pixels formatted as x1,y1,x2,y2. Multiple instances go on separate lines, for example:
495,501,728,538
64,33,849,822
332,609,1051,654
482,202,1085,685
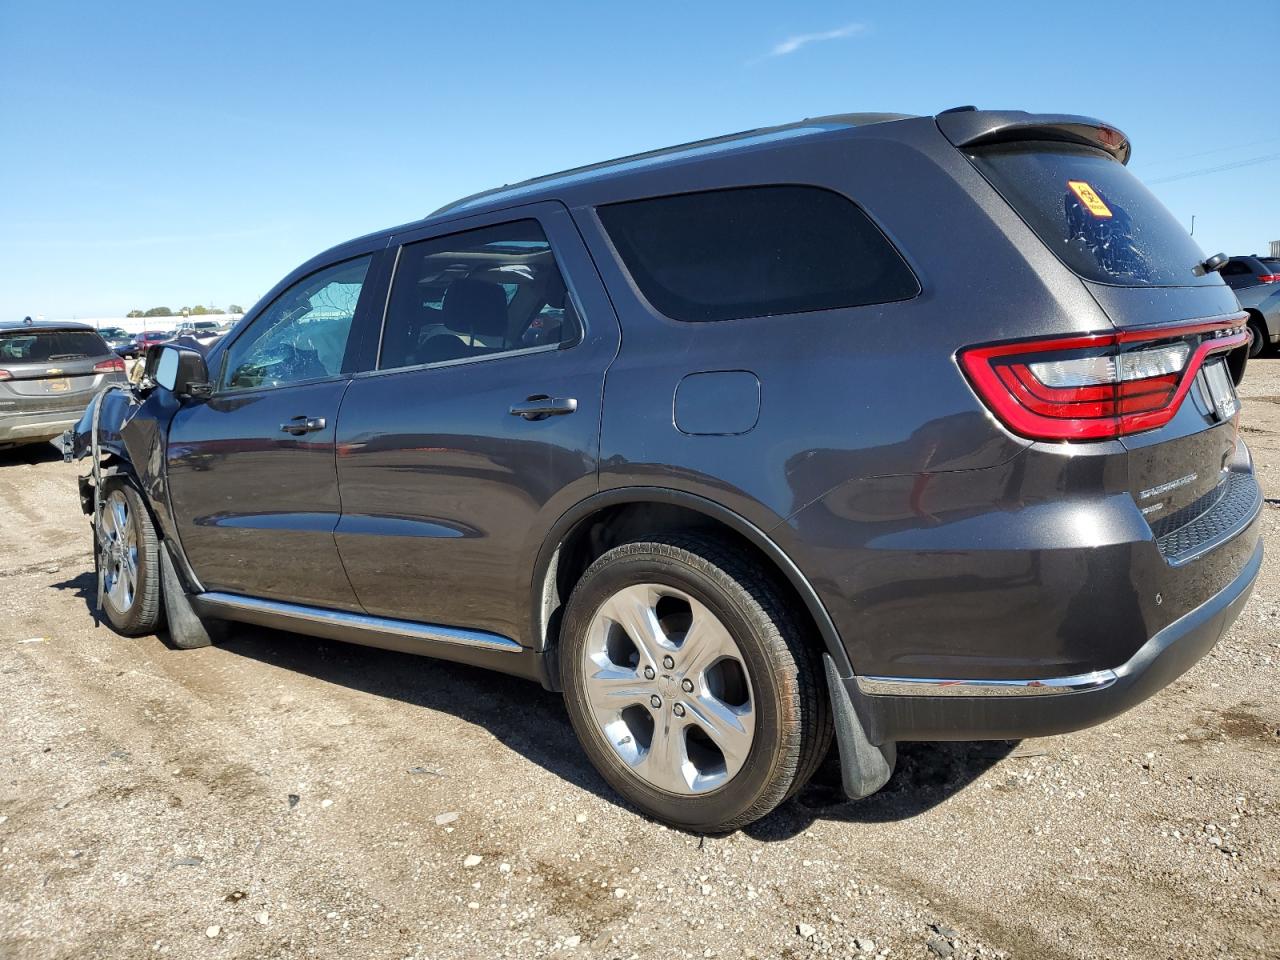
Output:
429,112,915,218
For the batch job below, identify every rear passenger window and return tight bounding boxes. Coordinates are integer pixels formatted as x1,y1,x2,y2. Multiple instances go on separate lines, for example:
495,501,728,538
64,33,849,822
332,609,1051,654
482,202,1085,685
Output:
597,186,918,323
379,220,581,371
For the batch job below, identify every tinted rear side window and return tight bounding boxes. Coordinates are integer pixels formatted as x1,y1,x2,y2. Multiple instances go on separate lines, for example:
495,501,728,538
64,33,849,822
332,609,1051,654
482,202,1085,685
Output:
597,186,918,323
0,330,109,362
969,142,1214,287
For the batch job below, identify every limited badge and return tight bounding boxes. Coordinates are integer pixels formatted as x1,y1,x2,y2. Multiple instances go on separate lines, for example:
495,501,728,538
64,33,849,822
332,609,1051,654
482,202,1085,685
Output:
1067,180,1113,218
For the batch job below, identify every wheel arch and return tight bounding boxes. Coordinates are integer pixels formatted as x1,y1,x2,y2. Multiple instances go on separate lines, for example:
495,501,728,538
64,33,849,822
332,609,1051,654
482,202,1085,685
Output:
530,487,853,690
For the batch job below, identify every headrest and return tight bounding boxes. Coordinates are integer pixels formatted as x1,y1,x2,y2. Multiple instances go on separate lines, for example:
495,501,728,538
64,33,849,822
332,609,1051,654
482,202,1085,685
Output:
442,278,509,340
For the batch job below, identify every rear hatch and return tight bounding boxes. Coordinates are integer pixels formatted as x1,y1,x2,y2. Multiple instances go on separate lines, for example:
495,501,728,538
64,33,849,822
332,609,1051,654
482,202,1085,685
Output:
0,328,121,418
942,112,1254,562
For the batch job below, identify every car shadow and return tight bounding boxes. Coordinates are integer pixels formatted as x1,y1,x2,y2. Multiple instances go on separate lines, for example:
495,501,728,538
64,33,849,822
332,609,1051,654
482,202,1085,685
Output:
44,569,1018,836
0,442,65,466
743,739,1019,841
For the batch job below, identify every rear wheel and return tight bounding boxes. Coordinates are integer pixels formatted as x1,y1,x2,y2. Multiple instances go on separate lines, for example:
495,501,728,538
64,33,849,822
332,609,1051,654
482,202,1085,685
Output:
1247,317,1267,358
96,481,163,636
560,534,831,832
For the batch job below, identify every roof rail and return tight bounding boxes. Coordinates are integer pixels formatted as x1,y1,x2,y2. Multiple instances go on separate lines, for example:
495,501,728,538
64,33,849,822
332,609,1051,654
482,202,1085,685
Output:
429,112,915,218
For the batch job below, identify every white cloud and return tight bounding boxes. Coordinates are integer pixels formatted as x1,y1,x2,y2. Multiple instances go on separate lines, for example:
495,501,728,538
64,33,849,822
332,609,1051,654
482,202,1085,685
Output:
757,22,866,61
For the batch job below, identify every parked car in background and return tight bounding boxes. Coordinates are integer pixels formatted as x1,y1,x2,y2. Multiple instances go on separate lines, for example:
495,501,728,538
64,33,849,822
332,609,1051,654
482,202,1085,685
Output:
0,321,126,449
68,109,1261,832
117,329,175,358
173,320,226,348
1222,256,1280,357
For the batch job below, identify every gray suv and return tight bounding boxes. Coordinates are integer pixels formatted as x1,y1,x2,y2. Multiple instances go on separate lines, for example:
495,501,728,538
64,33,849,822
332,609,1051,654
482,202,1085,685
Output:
1,321,126,449
68,109,1263,832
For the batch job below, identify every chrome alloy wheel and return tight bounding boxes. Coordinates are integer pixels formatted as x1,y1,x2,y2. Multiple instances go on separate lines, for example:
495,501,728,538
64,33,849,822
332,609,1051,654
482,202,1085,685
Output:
582,583,755,795
98,489,139,612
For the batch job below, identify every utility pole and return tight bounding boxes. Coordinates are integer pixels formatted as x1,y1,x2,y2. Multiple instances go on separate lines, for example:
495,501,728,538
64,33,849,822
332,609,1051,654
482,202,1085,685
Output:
1190,215,1196,236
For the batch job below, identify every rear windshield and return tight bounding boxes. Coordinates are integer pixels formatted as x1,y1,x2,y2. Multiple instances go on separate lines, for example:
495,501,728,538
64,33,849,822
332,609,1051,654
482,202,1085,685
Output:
969,142,1215,287
598,185,919,323
0,330,109,362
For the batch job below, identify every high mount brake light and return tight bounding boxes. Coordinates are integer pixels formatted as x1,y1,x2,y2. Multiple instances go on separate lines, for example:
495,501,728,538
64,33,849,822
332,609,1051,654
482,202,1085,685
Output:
959,316,1249,441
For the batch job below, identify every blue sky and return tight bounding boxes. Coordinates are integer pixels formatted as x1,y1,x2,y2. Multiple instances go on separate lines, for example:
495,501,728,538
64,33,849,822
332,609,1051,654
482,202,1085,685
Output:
1,1,1276,319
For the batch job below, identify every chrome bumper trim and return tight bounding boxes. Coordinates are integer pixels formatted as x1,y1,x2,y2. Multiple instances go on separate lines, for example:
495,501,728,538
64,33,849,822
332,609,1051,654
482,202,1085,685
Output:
855,669,1118,698
197,592,522,653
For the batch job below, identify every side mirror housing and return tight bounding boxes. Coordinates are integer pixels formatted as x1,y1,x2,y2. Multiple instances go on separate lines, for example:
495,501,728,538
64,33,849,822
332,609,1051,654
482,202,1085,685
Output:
151,345,212,399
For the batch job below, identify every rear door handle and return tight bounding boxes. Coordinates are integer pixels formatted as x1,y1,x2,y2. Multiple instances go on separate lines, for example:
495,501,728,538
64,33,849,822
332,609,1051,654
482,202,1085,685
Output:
508,396,577,420
280,415,326,435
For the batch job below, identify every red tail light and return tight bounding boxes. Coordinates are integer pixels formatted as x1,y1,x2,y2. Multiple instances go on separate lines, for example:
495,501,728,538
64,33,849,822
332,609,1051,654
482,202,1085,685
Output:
0,369,10,381
1257,274,1280,283
959,316,1248,440
93,358,126,374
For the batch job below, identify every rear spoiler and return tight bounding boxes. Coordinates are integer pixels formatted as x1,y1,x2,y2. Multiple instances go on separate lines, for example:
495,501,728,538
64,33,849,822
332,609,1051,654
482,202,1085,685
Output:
935,109,1131,164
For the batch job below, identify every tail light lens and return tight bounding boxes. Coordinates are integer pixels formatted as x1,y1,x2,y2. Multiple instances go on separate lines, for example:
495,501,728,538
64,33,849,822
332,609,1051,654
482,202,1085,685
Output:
93,358,126,374
960,317,1248,440
0,369,10,381
1258,274,1280,283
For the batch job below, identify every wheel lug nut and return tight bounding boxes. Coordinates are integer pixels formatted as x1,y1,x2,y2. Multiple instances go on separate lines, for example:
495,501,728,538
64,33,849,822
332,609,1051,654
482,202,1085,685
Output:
662,655,675,669
643,666,656,680
681,678,694,693
649,695,662,709
672,703,686,717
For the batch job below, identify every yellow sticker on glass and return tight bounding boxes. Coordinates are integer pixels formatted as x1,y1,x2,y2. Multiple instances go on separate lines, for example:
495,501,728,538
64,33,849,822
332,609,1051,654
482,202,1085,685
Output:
1067,180,1113,218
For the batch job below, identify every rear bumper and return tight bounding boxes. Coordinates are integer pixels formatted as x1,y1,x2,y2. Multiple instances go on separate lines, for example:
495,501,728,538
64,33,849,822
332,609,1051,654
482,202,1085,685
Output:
0,411,85,444
843,533,1261,742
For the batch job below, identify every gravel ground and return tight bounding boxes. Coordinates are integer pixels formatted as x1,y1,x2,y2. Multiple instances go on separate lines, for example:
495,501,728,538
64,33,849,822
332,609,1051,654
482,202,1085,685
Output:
1,361,1278,960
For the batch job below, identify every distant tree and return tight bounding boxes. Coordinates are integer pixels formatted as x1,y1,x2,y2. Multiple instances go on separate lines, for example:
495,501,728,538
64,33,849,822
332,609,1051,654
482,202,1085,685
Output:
126,309,144,318
143,306,173,318
191,304,212,315
227,304,244,315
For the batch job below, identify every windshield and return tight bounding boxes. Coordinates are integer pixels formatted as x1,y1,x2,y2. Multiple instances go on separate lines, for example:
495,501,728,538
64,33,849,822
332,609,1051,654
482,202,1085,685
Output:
969,141,1216,287
0,330,109,362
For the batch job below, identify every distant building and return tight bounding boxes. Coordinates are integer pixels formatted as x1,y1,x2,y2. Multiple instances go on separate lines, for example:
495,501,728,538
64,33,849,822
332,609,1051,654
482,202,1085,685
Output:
1271,240,1279,258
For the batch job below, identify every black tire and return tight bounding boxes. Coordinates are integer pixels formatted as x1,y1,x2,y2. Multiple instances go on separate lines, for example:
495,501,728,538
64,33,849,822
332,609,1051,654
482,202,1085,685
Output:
96,479,164,636
560,534,832,832
1247,318,1266,359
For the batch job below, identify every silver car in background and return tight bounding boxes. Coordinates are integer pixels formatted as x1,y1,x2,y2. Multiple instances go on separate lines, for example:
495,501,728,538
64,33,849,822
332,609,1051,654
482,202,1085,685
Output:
1222,255,1280,356
0,321,127,450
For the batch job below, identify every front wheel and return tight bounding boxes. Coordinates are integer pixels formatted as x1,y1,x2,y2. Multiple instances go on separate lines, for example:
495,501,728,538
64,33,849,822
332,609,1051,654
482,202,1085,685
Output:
560,535,831,832
96,481,163,636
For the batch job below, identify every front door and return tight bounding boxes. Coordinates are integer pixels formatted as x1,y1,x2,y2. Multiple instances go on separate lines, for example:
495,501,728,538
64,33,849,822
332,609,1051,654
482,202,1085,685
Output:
333,204,620,641
166,253,380,610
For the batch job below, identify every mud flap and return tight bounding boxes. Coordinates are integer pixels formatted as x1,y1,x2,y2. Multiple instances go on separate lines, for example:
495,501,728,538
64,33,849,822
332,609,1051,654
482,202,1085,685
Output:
159,543,217,650
824,654,896,800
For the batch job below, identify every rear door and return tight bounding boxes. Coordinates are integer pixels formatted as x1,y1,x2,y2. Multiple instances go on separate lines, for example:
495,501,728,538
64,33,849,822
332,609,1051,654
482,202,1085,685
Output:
166,253,384,610
0,328,119,426
333,202,619,641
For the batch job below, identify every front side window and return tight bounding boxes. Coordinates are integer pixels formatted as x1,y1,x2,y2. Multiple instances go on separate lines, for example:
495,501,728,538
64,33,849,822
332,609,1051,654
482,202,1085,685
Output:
597,185,919,323
379,220,581,371
221,255,372,392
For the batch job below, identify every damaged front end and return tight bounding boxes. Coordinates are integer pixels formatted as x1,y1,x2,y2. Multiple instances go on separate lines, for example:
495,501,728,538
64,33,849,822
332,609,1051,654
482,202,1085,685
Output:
60,359,191,589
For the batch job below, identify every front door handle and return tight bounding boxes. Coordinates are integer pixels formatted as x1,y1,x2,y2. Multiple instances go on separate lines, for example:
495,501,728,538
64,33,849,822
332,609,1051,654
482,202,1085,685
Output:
280,415,326,435
509,396,577,421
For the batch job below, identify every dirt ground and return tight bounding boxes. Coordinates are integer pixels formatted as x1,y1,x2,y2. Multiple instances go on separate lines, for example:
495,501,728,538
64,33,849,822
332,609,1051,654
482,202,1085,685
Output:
1,362,1277,960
